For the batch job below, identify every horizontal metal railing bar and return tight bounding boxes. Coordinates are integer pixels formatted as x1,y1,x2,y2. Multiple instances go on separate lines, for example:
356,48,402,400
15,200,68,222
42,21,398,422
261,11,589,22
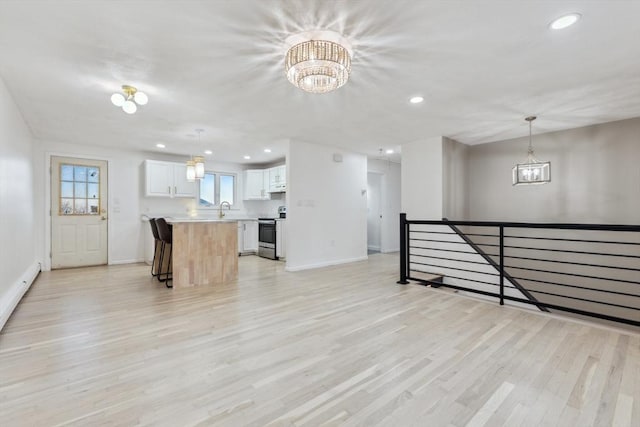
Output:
509,275,640,298
503,244,640,259
506,265,640,285
504,235,640,246
409,278,502,299
503,254,640,272
411,238,484,246
410,254,490,266
526,289,640,311
411,255,499,268
409,271,503,288
409,246,481,256
410,261,499,277
411,230,500,239
425,281,640,327
501,295,640,327
406,219,640,232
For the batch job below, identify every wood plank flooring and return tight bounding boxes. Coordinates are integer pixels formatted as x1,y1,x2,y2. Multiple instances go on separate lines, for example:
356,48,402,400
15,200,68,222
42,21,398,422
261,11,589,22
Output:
0,254,638,426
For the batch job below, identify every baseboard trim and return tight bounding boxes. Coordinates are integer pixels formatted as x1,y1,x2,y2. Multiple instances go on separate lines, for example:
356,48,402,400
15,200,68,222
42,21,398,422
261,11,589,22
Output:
381,248,399,253
0,260,41,332
109,258,145,265
367,245,381,251
285,255,368,272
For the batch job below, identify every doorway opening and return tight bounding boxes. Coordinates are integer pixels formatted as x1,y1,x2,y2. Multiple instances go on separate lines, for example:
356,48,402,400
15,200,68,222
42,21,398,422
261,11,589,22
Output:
367,172,382,254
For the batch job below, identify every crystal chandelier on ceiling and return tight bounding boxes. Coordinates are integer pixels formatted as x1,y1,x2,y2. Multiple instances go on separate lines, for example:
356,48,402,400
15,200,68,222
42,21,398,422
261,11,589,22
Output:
285,31,353,94
512,116,551,185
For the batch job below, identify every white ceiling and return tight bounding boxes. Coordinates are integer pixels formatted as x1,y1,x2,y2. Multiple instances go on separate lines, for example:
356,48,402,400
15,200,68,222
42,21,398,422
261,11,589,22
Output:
1,1,639,164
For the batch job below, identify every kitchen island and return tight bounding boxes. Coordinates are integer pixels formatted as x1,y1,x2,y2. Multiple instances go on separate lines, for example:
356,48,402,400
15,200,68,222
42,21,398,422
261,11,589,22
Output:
167,219,238,288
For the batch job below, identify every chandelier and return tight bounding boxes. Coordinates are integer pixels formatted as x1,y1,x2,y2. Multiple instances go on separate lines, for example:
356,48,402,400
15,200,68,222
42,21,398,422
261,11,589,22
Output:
512,116,551,185
186,129,205,182
110,85,148,114
285,31,352,94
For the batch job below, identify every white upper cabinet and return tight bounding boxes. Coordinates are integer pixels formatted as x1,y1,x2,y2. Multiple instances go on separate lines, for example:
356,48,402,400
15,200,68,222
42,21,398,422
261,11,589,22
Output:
144,160,196,198
243,169,270,200
269,165,286,193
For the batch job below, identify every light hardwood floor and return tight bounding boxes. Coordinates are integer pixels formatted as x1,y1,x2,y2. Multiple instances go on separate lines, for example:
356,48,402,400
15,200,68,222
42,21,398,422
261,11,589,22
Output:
0,254,638,426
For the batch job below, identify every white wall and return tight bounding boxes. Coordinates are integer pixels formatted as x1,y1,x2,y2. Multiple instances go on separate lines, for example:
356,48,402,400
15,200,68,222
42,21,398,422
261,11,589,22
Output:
468,117,640,223
286,140,367,271
368,159,401,252
0,76,39,330
442,137,469,220
401,136,443,220
33,139,249,268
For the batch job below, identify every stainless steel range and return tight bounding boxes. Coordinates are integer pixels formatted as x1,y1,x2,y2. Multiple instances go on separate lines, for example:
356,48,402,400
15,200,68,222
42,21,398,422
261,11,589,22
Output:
258,218,277,260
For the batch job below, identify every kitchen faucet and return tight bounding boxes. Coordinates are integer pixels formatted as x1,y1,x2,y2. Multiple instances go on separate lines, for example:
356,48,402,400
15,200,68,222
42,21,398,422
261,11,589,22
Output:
218,201,231,218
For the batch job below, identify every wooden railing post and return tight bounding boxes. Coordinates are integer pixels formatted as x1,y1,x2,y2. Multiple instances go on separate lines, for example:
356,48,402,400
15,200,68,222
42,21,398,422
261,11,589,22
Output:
397,213,409,284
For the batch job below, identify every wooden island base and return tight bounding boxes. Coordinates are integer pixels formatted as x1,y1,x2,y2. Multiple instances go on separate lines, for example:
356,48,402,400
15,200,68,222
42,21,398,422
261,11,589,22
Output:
170,220,238,288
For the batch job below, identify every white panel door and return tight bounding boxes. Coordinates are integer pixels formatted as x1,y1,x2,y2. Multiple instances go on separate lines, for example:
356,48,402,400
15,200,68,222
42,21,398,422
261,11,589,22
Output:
51,156,108,268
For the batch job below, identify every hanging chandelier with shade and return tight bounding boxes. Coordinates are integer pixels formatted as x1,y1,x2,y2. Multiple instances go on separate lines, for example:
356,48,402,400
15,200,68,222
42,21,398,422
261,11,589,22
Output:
512,116,551,185
186,129,206,182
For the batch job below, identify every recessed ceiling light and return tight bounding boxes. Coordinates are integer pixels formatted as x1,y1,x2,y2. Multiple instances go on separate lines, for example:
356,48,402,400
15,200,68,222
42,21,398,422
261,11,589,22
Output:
409,96,424,104
386,149,394,154
204,150,212,155
156,143,165,148
244,155,251,160
264,148,272,153
550,13,581,30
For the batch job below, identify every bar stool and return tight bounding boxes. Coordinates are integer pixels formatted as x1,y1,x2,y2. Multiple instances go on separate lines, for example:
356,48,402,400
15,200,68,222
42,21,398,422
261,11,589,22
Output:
155,218,173,288
148,218,161,278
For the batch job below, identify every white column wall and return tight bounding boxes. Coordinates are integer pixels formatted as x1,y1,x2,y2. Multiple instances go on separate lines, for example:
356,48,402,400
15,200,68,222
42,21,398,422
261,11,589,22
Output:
286,140,367,271
401,136,443,220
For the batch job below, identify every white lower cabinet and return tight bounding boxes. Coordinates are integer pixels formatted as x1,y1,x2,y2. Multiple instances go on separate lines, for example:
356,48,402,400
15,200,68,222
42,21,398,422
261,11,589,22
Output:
238,220,258,254
276,219,286,259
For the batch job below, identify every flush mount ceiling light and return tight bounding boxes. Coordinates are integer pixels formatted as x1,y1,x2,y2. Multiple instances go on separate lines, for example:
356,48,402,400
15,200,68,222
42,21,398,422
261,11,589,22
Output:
512,116,551,186
550,13,581,30
285,30,353,94
110,85,148,114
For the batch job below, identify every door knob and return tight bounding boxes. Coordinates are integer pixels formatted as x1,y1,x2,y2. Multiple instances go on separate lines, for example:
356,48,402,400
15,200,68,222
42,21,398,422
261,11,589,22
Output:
101,216,107,220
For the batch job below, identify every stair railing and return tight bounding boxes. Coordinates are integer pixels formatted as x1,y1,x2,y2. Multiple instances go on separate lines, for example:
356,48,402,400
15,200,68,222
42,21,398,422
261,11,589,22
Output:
398,213,640,328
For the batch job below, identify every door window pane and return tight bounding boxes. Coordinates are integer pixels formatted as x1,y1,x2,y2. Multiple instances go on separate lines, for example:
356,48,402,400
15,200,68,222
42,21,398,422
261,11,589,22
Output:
74,182,87,198
74,199,87,214
87,168,99,182
87,183,99,199
74,166,87,181
88,199,99,214
59,163,100,215
61,199,73,214
61,165,74,181
61,182,73,198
